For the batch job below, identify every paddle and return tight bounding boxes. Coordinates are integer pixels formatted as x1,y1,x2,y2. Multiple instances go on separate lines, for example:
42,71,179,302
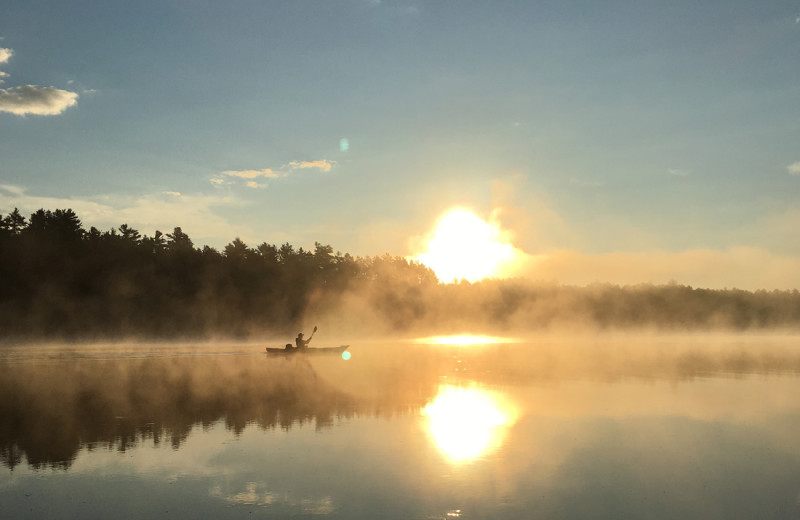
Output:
309,325,318,342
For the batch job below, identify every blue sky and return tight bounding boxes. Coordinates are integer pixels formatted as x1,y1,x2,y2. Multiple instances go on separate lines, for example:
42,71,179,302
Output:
2,0,799,288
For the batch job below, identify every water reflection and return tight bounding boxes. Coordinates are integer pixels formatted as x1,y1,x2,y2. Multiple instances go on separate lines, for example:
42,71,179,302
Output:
412,334,521,345
210,482,334,514
0,353,364,470
423,385,517,462
2,338,800,519
3,337,800,470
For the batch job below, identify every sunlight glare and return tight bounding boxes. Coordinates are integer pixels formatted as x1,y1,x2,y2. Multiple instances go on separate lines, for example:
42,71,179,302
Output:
423,385,517,462
414,209,518,283
412,334,521,346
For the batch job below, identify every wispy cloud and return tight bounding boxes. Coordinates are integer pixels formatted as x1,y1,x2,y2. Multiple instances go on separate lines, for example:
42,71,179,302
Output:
289,160,334,172
0,184,26,196
0,48,12,85
213,168,283,189
787,161,800,175
222,168,282,180
215,160,334,188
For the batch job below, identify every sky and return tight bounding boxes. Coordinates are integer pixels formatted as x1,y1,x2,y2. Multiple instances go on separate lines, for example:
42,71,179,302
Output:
1,0,799,289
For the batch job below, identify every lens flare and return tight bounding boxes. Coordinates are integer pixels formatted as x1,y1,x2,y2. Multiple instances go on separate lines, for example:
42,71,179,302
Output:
341,351,351,360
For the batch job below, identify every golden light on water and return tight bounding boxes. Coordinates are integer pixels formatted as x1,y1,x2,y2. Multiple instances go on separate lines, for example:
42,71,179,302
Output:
412,334,521,346
423,385,517,463
414,209,519,283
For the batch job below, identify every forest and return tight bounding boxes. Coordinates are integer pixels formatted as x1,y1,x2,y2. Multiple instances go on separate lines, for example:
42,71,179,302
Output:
1,207,799,341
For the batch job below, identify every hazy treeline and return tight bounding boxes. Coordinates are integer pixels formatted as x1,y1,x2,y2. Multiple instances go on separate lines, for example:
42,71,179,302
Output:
2,207,800,340
430,280,800,332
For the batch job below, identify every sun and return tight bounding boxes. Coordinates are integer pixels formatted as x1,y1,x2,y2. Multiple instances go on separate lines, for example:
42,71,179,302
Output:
413,208,519,283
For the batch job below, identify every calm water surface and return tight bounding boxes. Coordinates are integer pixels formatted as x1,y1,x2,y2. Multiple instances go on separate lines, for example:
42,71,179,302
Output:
2,335,800,519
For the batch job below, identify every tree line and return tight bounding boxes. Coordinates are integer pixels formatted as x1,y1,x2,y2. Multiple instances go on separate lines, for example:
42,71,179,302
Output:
0,207,437,340
1,207,799,340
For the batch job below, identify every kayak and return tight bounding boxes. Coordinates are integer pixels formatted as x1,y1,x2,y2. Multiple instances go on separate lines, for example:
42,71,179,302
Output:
266,345,350,356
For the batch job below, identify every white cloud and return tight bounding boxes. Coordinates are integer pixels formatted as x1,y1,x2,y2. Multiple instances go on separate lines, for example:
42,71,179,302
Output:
289,160,334,172
222,168,282,179
0,46,80,116
0,85,78,116
787,161,800,175
219,160,333,188
0,47,11,85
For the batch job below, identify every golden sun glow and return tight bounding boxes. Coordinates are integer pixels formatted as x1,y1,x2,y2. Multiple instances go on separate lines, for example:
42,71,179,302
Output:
414,209,519,283
412,334,521,346
423,385,517,463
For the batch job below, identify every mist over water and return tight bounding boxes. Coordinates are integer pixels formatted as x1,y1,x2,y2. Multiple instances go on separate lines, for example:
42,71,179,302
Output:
2,334,800,519
2,208,799,343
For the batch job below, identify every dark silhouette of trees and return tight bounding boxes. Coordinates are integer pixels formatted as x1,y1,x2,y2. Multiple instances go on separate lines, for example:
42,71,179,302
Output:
0,208,439,340
1,207,799,341
0,208,26,235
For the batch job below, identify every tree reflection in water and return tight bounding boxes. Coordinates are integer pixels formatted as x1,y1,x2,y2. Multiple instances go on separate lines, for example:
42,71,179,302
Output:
0,353,368,470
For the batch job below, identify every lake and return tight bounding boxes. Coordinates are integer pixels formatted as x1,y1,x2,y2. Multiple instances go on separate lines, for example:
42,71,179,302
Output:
2,334,800,519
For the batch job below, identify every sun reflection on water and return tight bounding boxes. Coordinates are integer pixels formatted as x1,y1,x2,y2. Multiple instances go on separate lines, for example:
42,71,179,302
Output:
412,334,521,346
422,385,517,463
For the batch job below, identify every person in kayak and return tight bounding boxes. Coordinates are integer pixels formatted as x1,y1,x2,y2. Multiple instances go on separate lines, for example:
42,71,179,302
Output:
295,327,316,349
295,332,310,349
